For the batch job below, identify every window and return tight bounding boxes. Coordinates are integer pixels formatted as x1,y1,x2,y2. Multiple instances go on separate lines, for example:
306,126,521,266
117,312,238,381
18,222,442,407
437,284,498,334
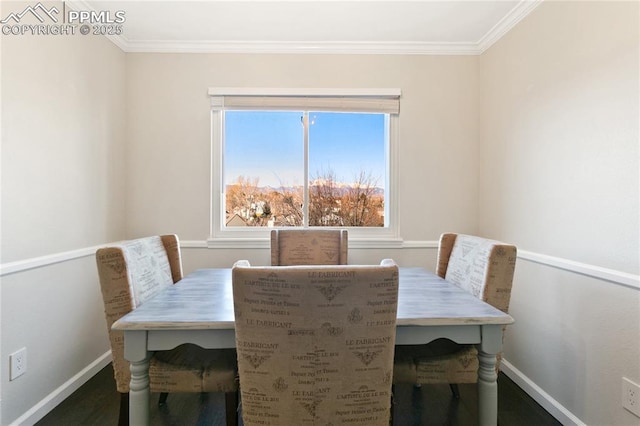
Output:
209,88,400,244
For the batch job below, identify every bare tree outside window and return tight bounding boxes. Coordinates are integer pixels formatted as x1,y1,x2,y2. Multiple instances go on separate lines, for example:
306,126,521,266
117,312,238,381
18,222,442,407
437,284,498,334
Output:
226,169,383,228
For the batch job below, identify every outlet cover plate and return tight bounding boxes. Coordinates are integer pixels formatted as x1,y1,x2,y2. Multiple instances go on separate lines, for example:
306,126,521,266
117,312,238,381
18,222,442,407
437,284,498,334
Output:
623,377,640,418
9,348,27,381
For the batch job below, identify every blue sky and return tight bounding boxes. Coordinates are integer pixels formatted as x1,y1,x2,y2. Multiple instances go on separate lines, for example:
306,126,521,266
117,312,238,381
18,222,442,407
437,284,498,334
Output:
224,111,386,188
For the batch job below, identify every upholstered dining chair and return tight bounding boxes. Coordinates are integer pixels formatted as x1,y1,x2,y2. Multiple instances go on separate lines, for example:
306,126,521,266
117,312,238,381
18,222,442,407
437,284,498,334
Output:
270,228,348,266
95,235,239,426
232,259,399,425
393,233,517,399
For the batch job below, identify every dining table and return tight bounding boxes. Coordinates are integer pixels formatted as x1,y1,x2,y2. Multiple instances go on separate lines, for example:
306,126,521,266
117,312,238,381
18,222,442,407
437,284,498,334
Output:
112,266,514,426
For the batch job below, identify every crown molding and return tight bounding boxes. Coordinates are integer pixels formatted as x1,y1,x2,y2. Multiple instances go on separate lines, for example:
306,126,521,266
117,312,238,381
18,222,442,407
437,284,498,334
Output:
477,0,543,53
67,0,542,55
64,0,129,50
123,40,481,55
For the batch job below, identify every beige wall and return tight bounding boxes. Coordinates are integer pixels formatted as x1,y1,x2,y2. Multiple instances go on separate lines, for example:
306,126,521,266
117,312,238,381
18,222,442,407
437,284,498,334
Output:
1,28,127,263
125,53,480,265
0,5,127,422
479,1,639,424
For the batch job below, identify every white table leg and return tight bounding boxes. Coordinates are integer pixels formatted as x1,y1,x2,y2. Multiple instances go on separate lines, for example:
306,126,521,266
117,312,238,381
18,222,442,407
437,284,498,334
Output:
130,356,151,425
124,330,151,426
477,325,503,426
477,350,498,426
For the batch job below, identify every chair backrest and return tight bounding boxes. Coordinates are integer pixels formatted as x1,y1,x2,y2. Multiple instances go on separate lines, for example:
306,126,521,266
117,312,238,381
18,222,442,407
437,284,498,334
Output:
270,229,348,266
232,259,398,426
95,234,183,392
436,232,517,312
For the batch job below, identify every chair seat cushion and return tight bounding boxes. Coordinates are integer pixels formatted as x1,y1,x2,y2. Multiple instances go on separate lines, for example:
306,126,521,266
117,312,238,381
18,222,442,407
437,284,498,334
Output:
393,339,477,384
150,344,238,393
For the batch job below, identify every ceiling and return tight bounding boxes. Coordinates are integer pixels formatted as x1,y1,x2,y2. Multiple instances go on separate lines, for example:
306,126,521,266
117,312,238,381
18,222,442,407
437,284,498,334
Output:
69,0,542,54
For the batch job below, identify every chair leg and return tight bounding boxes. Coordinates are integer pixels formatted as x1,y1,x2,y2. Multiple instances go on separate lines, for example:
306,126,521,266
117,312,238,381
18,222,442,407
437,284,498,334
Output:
118,392,129,426
389,384,395,426
449,383,460,399
225,390,239,426
158,392,169,405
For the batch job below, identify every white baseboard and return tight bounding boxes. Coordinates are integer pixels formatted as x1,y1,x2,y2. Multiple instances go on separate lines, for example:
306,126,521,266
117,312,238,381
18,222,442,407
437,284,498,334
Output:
9,351,112,426
500,358,586,426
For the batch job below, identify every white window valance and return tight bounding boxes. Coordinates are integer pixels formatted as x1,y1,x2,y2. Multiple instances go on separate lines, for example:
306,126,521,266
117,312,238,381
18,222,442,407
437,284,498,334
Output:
208,88,401,114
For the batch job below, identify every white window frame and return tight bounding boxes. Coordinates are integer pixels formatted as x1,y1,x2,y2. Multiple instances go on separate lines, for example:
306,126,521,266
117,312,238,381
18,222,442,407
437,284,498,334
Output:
208,88,401,248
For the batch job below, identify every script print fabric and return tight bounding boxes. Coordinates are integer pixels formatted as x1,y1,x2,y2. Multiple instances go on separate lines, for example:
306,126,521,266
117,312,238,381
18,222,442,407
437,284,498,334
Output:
443,234,494,299
121,236,174,306
271,229,348,266
233,262,398,425
444,234,517,312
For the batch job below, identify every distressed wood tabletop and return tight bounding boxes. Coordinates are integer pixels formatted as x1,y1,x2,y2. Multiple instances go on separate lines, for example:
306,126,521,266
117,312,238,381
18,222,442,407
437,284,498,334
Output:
113,267,513,331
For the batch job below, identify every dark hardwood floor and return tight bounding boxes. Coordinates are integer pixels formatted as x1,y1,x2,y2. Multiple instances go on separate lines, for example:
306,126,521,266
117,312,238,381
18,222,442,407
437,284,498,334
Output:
36,364,561,426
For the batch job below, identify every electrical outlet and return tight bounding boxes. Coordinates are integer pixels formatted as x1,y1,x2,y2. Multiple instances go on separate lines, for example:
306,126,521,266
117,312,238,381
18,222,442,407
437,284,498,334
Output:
9,347,27,381
623,377,640,418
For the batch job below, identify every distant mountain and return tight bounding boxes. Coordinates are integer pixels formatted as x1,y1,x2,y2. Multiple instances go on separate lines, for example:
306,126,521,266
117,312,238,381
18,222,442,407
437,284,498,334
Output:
226,183,384,196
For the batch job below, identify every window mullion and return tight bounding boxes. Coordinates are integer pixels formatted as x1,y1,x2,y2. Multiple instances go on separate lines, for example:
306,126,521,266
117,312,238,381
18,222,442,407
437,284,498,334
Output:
302,112,310,227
